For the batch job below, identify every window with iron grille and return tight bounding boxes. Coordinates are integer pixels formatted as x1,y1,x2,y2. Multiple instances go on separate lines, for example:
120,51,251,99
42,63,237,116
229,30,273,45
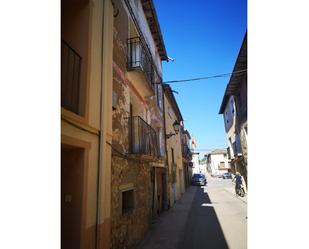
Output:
61,40,83,115
128,116,159,158
127,37,155,90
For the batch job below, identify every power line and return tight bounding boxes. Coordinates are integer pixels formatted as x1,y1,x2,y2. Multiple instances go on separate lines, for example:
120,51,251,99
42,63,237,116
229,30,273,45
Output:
191,148,227,152
161,69,247,84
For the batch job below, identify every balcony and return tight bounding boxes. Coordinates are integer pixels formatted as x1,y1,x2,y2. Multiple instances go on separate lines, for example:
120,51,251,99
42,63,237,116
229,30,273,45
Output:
182,143,192,161
127,37,155,96
61,40,82,115
128,116,159,159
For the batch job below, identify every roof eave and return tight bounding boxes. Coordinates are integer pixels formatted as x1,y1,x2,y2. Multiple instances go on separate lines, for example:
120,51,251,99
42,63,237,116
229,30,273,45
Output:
141,0,168,61
218,33,247,114
163,84,184,121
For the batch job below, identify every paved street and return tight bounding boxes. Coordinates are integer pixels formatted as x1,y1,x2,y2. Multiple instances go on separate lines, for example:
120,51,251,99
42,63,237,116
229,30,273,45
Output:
137,176,247,249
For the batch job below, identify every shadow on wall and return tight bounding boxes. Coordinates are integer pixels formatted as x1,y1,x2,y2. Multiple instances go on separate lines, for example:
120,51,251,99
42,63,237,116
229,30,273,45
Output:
178,187,229,249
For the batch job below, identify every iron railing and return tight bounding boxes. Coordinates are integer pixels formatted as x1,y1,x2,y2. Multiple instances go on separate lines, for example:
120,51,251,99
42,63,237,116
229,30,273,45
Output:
128,116,159,158
61,40,82,115
127,37,155,90
182,143,192,160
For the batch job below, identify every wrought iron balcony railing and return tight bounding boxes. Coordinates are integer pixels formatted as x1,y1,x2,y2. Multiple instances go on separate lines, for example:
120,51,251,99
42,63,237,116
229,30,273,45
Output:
128,116,159,158
182,143,192,160
61,40,82,115
127,37,155,90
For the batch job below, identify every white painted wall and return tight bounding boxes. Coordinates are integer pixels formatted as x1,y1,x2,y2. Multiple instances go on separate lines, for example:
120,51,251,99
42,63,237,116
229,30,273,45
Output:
192,153,207,175
208,153,230,176
224,96,237,158
192,153,199,167
199,164,207,175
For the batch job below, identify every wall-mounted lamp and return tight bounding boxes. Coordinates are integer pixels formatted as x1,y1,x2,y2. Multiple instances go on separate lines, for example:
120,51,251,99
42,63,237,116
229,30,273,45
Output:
166,120,181,139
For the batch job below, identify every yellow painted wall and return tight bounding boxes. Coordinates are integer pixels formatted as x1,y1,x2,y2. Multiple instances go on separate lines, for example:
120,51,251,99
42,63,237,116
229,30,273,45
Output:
164,94,183,206
61,0,113,248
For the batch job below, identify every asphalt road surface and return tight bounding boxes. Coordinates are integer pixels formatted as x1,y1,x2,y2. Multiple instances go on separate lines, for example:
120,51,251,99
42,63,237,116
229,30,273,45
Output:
179,176,247,249
137,175,247,249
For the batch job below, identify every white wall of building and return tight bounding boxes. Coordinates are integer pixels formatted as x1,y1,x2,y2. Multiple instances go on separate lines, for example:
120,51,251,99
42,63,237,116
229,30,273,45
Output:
191,153,207,176
224,96,237,158
208,153,229,176
192,153,201,175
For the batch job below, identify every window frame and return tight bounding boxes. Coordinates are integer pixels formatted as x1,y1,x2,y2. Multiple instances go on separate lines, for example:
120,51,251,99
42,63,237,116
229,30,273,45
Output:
120,184,136,215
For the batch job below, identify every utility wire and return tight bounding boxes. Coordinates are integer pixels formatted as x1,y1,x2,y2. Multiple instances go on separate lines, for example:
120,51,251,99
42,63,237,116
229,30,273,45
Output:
161,69,247,84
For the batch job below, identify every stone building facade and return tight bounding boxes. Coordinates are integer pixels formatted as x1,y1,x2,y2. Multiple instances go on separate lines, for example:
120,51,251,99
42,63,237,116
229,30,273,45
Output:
205,149,230,177
181,127,193,189
219,32,247,185
61,1,191,248
111,0,168,248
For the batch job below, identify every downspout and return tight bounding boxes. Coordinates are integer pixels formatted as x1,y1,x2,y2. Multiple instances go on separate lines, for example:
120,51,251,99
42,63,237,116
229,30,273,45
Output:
162,84,169,210
95,0,108,248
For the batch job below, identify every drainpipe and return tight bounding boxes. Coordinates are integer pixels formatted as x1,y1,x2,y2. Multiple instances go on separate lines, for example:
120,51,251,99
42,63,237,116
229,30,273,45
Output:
94,2,104,248
162,84,169,210
95,0,112,248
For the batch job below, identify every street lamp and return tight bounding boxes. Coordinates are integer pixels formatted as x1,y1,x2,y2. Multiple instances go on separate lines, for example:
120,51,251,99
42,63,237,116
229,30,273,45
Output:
166,120,181,139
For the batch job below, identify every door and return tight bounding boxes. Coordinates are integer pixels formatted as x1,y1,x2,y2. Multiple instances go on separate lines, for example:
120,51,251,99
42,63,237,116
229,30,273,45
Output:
61,144,85,249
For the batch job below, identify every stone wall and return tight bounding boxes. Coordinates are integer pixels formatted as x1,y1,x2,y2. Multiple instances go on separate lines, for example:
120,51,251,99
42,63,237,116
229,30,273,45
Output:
111,156,152,249
110,1,166,248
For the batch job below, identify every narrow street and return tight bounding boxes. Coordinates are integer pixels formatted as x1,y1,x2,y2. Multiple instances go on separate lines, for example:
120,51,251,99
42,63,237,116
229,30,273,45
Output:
137,176,247,249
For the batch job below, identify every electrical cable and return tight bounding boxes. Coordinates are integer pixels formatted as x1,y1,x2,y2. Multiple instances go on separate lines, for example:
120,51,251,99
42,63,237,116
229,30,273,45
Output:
106,141,150,163
160,69,247,84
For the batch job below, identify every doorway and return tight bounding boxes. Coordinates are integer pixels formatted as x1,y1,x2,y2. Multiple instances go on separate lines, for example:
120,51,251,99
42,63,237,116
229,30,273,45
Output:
61,144,85,249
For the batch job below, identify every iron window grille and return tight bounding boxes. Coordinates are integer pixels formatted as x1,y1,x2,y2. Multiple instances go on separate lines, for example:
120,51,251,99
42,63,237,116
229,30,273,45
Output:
127,37,155,90
128,116,159,158
182,143,192,159
61,40,82,115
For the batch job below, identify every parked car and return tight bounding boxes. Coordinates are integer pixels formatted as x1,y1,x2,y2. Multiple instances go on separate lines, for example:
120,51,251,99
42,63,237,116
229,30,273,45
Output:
191,173,207,186
222,172,232,179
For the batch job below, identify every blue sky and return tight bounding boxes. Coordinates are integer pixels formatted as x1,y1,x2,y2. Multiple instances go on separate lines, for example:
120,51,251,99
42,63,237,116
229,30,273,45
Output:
154,0,247,155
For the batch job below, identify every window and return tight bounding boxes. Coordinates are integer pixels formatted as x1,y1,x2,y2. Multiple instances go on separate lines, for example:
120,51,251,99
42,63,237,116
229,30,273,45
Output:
225,112,229,124
158,128,163,157
112,91,118,111
219,162,225,169
230,100,235,114
61,0,90,116
156,83,163,111
122,189,135,214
